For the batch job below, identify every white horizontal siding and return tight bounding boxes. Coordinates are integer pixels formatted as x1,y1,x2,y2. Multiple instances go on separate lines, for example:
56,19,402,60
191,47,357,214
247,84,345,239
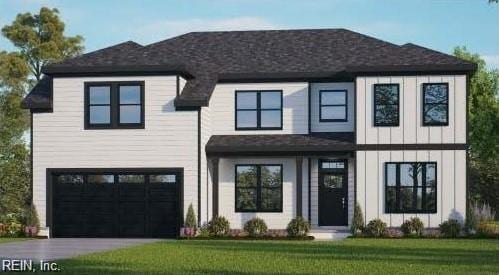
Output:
218,157,298,229
355,150,466,228
210,82,308,135
356,75,467,144
310,82,355,132
33,76,199,230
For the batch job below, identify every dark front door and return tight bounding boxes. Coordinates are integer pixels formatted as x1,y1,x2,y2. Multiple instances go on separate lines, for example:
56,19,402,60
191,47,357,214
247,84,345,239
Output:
318,160,348,226
51,169,181,238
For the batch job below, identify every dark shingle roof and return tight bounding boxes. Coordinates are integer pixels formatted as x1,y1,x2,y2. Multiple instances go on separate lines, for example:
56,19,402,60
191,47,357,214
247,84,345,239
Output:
24,28,476,109
206,133,355,156
21,76,52,110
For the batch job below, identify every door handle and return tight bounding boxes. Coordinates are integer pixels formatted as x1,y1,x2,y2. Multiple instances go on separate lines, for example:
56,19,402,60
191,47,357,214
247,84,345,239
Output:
342,197,345,208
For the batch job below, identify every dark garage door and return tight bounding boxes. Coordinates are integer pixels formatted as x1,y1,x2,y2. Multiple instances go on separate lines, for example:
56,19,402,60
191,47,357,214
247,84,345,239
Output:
51,169,181,238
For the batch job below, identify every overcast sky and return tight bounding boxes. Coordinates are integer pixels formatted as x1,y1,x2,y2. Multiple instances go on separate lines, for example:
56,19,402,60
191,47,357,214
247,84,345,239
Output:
1,0,498,68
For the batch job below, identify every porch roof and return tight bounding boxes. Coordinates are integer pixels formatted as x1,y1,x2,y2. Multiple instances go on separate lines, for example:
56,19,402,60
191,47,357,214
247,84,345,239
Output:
205,133,355,157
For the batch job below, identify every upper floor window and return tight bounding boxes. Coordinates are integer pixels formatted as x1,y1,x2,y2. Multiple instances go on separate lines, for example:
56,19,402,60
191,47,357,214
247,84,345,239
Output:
85,82,144,129
385,162,437,214
319,90,347,122
235,164,282,212
235,90,282,130
374,84,399,126
423,83,448,126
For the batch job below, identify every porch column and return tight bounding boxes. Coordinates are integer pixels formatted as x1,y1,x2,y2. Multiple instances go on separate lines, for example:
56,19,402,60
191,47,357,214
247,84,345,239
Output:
210,157,219,218
296,156,303,217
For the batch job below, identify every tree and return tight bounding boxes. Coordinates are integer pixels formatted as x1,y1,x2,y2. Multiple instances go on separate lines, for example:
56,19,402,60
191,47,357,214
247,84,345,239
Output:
0,7,84,222
453,47,499,216
2,7,84,81
0,51,30,219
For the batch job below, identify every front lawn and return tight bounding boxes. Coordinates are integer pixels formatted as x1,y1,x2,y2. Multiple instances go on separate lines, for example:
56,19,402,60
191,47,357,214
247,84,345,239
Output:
57,238,498,274
0,238,32,244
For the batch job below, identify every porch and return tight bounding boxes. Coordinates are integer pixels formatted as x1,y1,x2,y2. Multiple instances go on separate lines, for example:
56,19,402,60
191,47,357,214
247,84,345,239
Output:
205,133,355,236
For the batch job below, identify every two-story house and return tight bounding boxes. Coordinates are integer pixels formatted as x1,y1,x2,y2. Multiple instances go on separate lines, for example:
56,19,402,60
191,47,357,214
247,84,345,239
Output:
22,29,476,238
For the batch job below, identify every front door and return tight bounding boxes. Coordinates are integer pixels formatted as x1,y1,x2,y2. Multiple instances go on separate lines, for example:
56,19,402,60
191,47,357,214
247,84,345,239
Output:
318,160,348,226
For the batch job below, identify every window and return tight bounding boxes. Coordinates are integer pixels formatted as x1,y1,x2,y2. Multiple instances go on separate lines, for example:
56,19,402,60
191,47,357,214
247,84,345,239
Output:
85,82,144,129
235,91,282,130
235,164,282,212
385,162,437,213
319,90,347,122
423,83,448,126
374,84,399,126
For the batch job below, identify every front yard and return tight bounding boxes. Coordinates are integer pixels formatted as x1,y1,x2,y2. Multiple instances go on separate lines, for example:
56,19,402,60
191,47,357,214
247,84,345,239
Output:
58,238,498,274
0,238,32,244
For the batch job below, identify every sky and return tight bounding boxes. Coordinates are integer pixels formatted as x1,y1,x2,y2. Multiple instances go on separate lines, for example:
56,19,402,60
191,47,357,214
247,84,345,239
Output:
1,0,498,68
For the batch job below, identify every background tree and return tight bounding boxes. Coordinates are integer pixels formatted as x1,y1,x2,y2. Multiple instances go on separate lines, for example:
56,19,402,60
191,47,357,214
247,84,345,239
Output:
0,51,30,219
0,7,84,222
454,47,499,217
2,7,84,81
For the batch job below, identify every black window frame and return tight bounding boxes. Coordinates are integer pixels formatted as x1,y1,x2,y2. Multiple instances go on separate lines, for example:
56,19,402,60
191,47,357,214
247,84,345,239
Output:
422,83,449,126
235,90,283,130
385,162,437,214
374,84,400,127
84,81,145,129
235,164,283,212
319,90,348,122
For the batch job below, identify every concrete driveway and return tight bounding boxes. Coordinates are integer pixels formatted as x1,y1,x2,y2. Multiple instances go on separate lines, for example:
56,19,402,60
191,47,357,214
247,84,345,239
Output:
0,238,160,261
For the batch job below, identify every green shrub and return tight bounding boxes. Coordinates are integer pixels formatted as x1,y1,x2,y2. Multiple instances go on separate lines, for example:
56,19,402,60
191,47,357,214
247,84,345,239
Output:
197,222,210,237
401,217,424,237
6,222,24,237
476,222,498,238
243,217,268,237
286,216,310,237
184,203,197,231
365,219,387,237
25,204,40,229
350,202,365,235
439,219,461,238
207,216,230,237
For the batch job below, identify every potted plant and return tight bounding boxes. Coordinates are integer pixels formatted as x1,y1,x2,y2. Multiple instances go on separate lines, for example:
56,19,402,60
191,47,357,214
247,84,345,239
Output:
24,204,40,237
182,203,197,237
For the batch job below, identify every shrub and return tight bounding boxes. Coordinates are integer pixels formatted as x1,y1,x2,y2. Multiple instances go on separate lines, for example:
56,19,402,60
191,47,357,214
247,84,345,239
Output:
184,203,197,231
350,202,365,235
476,222,498,238
6,222,24,237
0,224,7,237
197,222,210,237
207,216,230,237
467,201,496,232
244,217,268,237
401,217,424,237
365,219,387,237
439,219,461,238
25,204,40,229
286,216,310,237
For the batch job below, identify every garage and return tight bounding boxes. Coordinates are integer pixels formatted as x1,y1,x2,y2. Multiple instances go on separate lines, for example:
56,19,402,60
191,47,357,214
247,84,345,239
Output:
48,168,182,238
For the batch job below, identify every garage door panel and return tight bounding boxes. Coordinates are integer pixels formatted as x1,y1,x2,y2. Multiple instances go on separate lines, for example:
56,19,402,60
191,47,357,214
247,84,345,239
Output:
84,185,116,201
52,169,180,238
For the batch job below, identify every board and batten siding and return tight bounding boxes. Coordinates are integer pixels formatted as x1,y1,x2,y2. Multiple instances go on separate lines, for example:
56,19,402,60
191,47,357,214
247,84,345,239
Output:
356,150,466,228
32,76,199,229
310,82,355,132
218,157,308,229
356,75,466,144
209,82,308,135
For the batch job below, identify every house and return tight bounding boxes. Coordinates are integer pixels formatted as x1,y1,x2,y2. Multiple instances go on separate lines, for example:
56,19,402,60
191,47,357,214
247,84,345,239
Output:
22,29,476,238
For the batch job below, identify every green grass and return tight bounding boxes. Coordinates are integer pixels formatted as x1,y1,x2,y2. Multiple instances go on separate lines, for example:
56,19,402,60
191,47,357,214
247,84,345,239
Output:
0,237,32,244
56,238,498,274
